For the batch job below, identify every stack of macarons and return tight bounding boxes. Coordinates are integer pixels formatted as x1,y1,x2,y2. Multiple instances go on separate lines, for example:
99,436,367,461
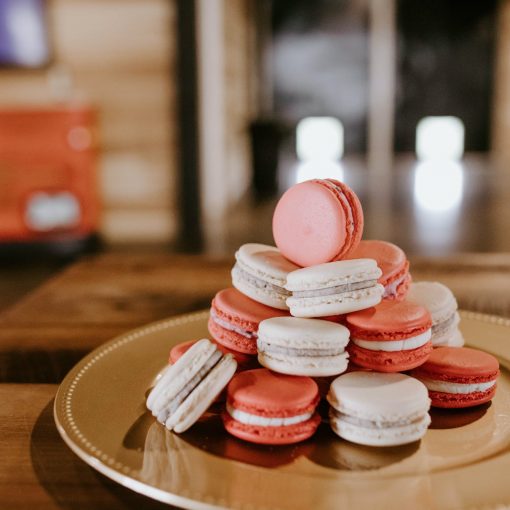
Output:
147,178,499,449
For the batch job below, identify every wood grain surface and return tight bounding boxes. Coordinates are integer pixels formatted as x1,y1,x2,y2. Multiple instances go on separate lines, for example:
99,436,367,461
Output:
0,252,509,384
0,384,173,509
1,252,510,509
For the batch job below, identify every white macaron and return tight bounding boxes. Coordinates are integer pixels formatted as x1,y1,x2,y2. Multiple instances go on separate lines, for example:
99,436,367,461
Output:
285,258,384,317
232,243,299,310
407,281,464,347
147,339,237,433
327,371,431,447
257,316,350,377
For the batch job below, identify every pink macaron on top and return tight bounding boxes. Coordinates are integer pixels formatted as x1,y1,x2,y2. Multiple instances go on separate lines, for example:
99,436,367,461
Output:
346,301,432,341
211,288,287,331
412,347,499,383
226,368,319,417
272,179,363,267
346,240,408,287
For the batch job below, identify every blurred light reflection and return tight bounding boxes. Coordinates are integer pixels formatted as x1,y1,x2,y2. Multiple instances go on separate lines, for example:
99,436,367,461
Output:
416,116,465,161
413,160,464,212
296,117,344,161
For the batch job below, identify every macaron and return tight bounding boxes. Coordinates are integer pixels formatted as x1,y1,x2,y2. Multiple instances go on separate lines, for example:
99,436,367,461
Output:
407,281,464,347
169,339,257,371
346,240,411,301
147,339,237,432
272,179,364,266
327,371,431,446
257,317,350,377
346,301,433,372
285,259,384,317
410,347,499,408
208,287,287,355
223,368,321,445
231,243,299,310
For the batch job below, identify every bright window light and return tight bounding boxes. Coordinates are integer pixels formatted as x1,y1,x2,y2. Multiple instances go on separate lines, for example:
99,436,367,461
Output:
295,160,344,184
414,161,463,212
416,116,464,161
296,117,344,161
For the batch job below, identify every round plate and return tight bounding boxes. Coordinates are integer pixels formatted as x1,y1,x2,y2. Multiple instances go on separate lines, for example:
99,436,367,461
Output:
54,310,510,510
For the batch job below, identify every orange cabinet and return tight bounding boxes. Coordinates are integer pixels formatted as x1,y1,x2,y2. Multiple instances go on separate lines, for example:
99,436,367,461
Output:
0,106,99,242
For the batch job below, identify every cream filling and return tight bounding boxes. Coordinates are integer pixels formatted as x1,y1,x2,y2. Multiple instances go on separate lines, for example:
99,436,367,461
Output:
383,273,407,298
431,312,458,335
152,350,222,423
257,339,345,357
418,378,496,394
232,264,289,297
352,329,431,352
291,280,378,299
210,309,256,339
227,403,313,427
330,408,427,429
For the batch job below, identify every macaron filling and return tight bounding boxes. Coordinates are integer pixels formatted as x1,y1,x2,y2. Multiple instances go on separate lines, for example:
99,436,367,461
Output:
431,312,459,336
209,309,256,339
257,340,346,357
415,378,496,394
330,408,429,429
226,403,313,427
383,271,408,299
352,329,431,352
291,279,378,298
232,264,290,298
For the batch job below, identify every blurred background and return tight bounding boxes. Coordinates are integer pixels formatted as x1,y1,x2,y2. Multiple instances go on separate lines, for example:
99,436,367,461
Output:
0,0,509,309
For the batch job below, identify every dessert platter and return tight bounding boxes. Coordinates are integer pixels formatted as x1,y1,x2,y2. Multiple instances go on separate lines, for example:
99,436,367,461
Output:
54,179,510,509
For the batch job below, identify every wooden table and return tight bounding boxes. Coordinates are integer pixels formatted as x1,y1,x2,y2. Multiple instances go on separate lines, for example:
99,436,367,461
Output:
1,252,510,509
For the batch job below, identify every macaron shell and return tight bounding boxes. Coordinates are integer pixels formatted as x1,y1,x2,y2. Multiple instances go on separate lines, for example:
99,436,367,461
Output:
348,341,433,372
428,386,496,409
346,301,432,340
232,269,289,310
208,316,257,355
346,240,408,288
273,180,362,267
258,351,349,377
223,411,321,445
212,288,287,331
227,369,319,417
327,372,430,421
169,340,197,364
407,281,458,323
411,346,499,383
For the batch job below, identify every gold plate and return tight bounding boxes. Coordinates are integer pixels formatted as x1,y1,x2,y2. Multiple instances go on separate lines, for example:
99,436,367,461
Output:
54,310,510,509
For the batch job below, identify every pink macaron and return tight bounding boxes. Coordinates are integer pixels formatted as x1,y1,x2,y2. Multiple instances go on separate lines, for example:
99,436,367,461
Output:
411,347,499,408
346,240,411,301
272,179,364,267
346,301,433,373
169,339,257,371
208,288,288,355
223,368,321,445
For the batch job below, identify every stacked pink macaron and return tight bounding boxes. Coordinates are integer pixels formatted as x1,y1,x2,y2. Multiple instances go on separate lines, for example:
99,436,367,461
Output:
148,177,499,448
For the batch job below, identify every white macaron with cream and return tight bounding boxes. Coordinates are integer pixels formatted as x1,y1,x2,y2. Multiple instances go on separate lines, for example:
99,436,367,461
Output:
147,339,237,433
232,243,299,310
257,316,350,377
407,281,464,347
327,371,431,446
285,258,384,317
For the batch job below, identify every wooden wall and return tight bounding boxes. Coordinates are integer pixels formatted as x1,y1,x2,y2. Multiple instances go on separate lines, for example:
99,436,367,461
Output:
0,0,177,244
